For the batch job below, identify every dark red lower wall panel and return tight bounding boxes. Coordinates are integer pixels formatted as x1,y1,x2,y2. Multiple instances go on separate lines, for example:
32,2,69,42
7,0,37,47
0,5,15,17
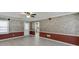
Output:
0,32,24,40
30,31,35,35
30,31,79,45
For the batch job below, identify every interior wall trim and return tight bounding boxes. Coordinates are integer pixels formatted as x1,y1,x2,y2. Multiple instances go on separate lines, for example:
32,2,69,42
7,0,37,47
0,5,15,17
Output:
0,32,24,39
40,37,76,46
30,31,79,45
30,30,79,37
0,36,24,42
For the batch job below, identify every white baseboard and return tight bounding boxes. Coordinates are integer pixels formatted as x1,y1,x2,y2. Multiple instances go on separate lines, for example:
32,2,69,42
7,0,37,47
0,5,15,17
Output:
40,37,76,46
30,35,76,46
0,36,24,42
0,35,76,46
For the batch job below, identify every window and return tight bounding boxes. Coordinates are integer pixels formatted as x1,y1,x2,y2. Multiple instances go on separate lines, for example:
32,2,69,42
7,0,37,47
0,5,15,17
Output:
0,20,9,34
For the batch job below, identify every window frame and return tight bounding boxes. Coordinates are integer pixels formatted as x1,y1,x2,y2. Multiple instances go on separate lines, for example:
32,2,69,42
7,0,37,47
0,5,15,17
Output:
0,20,9,34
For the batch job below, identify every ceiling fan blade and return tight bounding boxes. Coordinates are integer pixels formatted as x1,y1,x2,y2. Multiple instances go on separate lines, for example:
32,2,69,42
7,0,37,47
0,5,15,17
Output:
31,15,35,18
31,14,36,15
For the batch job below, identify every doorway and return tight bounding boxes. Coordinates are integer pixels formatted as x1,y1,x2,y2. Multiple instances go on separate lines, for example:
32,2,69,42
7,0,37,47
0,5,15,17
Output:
34,22,40,39
24,22,30,36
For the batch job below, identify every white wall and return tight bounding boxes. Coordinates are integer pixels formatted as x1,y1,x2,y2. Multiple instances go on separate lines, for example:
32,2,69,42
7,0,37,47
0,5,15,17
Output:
36,13,79,36
9,19,24,32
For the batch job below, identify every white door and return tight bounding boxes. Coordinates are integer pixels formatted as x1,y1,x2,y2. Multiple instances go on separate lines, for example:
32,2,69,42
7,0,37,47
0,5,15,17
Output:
35,22,40,39
24,22,30,36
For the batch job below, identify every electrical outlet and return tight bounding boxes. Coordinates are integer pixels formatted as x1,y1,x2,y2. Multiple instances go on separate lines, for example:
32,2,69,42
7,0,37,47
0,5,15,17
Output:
46,34,51,37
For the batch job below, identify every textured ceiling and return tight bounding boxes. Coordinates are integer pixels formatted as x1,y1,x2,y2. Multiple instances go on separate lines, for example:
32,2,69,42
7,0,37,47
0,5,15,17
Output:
0,12,77,21
27,12,77,21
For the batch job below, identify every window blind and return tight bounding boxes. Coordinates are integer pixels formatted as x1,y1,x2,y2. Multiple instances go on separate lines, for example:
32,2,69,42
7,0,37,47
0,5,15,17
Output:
0,20,9,34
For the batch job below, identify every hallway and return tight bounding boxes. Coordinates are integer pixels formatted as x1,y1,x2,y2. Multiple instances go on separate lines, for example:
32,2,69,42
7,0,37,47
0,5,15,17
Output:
0,36,74,46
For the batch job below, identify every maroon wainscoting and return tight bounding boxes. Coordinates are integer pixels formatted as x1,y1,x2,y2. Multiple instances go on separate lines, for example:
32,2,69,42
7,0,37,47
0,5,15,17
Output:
0,32,24,40
30,31,35,35
30,31,79,45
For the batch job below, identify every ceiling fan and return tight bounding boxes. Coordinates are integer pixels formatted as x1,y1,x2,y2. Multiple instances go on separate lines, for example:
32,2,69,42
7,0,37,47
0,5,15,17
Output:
24,12,37,18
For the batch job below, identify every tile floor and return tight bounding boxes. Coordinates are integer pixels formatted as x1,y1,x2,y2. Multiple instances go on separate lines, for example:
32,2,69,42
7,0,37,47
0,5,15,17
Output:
0,36,74,46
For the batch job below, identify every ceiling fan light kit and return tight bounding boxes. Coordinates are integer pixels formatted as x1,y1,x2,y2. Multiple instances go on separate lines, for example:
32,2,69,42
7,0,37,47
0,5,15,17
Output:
26,15,31,18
